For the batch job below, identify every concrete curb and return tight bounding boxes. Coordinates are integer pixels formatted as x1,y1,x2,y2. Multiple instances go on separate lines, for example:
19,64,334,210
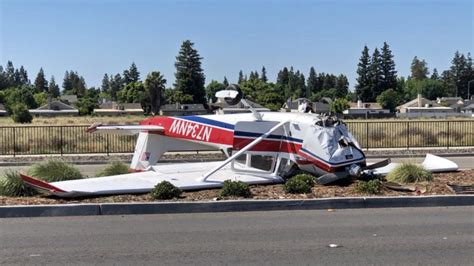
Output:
1,195,473,218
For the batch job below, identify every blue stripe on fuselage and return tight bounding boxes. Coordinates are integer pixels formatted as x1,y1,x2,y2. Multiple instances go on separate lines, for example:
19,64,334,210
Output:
179,116,235,130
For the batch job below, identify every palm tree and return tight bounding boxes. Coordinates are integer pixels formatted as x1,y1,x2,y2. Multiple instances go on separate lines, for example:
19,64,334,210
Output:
144,71,166,115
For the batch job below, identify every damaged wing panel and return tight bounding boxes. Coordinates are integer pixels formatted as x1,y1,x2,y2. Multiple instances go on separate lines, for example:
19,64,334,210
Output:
369,154,459,176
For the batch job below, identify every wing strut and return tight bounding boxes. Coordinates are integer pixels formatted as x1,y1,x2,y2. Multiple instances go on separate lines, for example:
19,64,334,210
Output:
199,120,289,181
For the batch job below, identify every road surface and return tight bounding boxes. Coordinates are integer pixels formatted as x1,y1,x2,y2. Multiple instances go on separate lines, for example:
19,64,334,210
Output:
1,156,472,177
1,207,473,265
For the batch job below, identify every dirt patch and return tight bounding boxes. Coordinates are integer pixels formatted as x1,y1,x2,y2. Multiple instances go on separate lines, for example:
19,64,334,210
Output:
1,170,473,206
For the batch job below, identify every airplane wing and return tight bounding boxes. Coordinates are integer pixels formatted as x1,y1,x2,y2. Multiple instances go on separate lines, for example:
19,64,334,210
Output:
86,124,164,135
20,161,283,197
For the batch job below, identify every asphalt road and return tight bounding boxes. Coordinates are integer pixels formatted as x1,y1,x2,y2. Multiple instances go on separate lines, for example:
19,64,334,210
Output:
1,207,473,265
1,156,472,177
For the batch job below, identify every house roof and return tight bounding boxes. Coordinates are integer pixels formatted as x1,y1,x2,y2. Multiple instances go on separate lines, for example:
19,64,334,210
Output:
349,102,383,109
397,97,441,109
0,103,5,111
160,103,206,111
37,100,77,110
60,95,78,103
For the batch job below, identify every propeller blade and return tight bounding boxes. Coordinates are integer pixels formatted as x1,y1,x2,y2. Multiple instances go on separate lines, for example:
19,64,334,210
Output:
363,158,391,170
316,172,349,185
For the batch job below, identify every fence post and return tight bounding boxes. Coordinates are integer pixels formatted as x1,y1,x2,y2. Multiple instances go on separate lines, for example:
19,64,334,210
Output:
106,134,110,156
406,121,410,150
447,121,450,149
366,122,369,151
60,126,64,156
12,127,16,157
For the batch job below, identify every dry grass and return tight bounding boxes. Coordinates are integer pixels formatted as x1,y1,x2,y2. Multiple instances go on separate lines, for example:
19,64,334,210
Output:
0,115,146,125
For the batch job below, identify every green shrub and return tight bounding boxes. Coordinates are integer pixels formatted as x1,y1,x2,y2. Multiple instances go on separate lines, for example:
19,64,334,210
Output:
0,170,38,197
284,178,312,194
220,180,252,198
28,160,83,182
151,181,182,200
97,161,129,177
292,173,316,186
11,103,32,124
386,163,433,183
356,179,381,194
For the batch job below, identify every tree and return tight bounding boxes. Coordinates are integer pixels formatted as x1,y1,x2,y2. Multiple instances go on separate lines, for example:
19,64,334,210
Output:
380,42,397,91
174,40,206,104
33,92,48,106
123,62,140,85
101,74,110,93
166,89,193,104
307,67,318,95
330,98,350,114
10,103,32,123
109,74,123,100
261,66,268,83
355,46,372,101
3,85,37,112
62,71,86,97
76,87,100,115
18,66,29,86
238,70,244,84
144,71,166,115
376,89,400,112
334,74,349,98
431,68,439,80
48,76,60,98
117,82,145,103
410,56,429,80
34,68,48,93
368,48,383,101
205,80,225,103
223,76,229,87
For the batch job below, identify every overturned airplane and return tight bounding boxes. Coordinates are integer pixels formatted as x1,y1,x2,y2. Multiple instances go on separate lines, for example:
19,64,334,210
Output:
21,85,459,197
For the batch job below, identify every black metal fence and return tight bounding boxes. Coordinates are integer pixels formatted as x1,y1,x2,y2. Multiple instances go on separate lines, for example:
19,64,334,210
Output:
0,120,473,156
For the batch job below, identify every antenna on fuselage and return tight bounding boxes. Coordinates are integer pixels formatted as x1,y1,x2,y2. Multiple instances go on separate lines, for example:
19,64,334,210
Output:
215,84,263,121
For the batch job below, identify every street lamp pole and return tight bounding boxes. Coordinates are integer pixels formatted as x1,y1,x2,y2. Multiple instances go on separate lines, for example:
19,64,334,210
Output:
468,80,474,100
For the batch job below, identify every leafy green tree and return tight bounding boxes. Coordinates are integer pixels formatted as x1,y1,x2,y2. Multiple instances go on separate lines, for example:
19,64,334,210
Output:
430,68,439,80
355,46,372,101
174,40,206,104
33,92,48,106
117,82,145,103
144,71,166,115
410,56,429,80
123,62,140,85
3,85,37,112
223,76,229,87
330,98,350,114
166,89,193,104
48,76,60,98
376,89,401,112
403,79,446,100
5,61,15,87
380,42,397,91
34,68,48,93
206,80,225,103
18,66,29,86
10,103,32,123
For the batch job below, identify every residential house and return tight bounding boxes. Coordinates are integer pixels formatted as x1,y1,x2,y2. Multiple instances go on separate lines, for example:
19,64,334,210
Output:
160,103,208,116
60,95,78,106
396,94,456,118
94,102,144,116
29,100,79,117
281,98,330,114
343,100,391,118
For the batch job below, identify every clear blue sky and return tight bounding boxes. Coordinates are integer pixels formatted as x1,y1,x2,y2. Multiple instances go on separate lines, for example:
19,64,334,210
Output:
0,0,472,90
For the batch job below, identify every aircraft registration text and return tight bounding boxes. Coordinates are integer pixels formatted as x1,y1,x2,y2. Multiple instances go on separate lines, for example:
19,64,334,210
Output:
169,119,213,142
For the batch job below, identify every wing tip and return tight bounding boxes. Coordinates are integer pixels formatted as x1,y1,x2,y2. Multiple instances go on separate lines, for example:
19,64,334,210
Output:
20,174,66,193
